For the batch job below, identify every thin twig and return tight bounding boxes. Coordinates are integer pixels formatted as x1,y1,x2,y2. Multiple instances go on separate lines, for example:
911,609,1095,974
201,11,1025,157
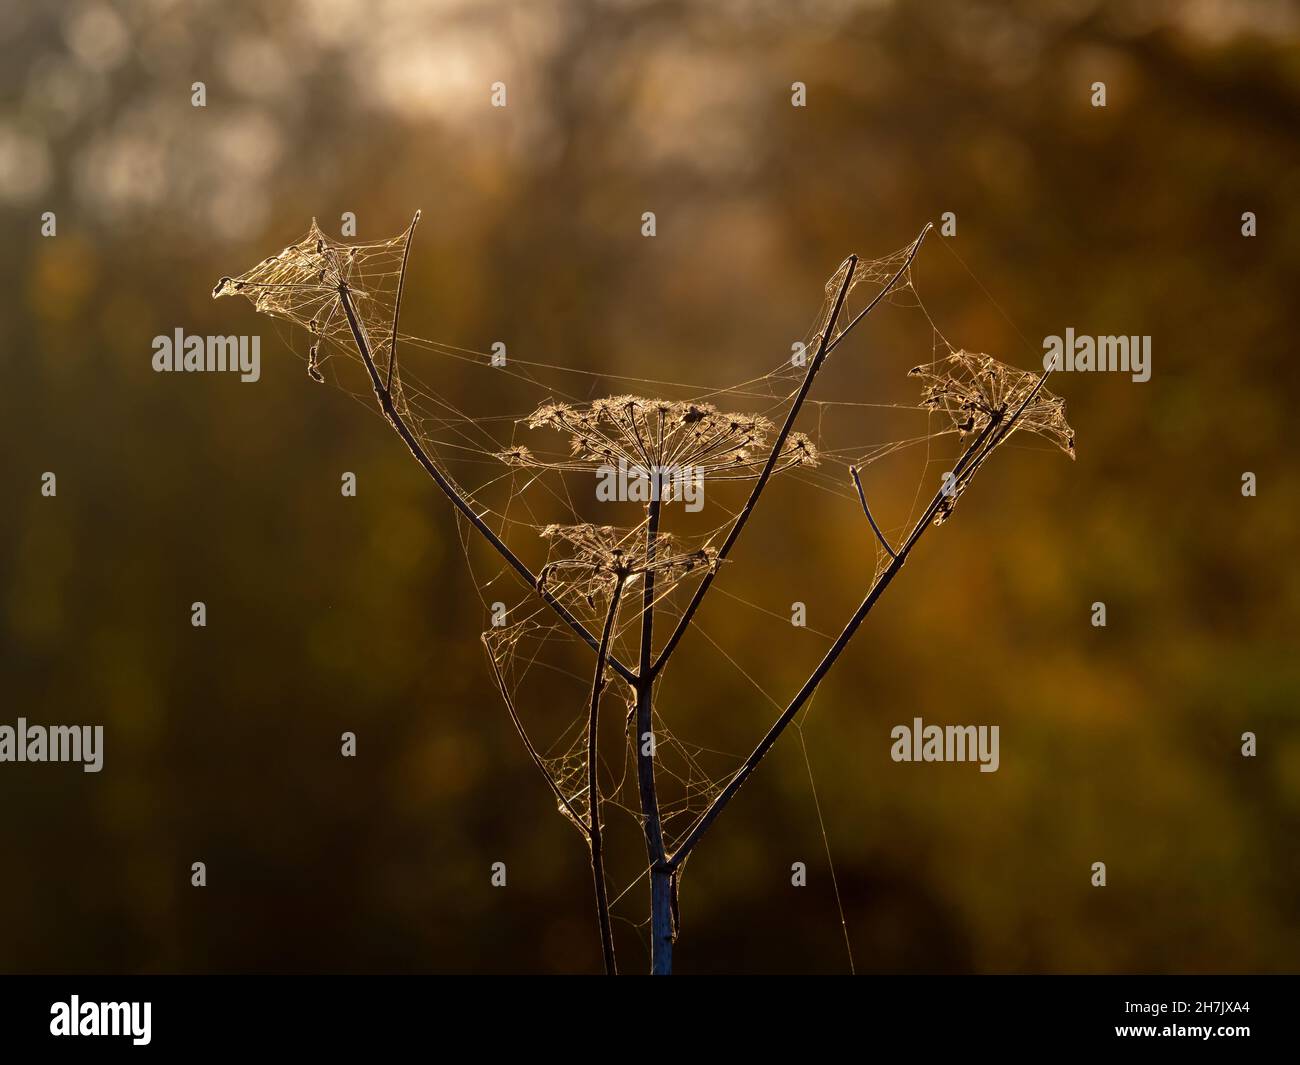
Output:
386,210,420,394
824,222,933,355
849,465,897,560
482,635,588,833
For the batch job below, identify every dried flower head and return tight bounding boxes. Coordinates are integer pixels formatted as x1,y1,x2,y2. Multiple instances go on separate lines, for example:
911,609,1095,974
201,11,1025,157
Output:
213,220,345,323
909,350,1075,459
511,395,817,479
538,523,717,605
906,351,1075,527
214,219,413,381
497,445,534,466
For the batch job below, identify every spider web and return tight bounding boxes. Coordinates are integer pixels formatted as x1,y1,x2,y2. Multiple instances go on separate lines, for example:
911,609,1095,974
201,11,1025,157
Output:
214,217,1073,965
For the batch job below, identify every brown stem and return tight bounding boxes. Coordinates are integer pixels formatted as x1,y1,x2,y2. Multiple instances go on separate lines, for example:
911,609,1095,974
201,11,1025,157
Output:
385,211,419,394
650,864,674,975
668,403,1022,868
482,638,588,832
334,273,637,686
588,577,624,976
850,465,898,560
635,498,672,973
652,224,931,677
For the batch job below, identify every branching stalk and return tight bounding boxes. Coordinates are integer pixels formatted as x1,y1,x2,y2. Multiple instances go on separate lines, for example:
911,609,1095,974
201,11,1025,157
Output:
220,213,1066,977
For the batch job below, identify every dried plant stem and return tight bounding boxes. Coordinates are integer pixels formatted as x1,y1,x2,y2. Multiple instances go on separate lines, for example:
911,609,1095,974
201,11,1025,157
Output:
483,641,587,828
829,223,932,349
668,387,1037,868
385,210,419,394
334,219,1037,971
635,497,673,974
220,213,1067,977
333,246,636,685
850,466,898,559
650,256,857,675
484,574,622,975
653,223,931,677
588,577,624,976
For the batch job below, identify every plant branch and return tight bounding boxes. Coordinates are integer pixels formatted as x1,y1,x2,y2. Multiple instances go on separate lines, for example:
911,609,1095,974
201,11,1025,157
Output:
332,259,637,685
649,254,857,674
588,576,624,976
635,497,673,973
482,636,589,833
668,383,1041,868
850,465,897,560
385,210,420,394
825,223,933,354
652,223,932,676
635,498,666,861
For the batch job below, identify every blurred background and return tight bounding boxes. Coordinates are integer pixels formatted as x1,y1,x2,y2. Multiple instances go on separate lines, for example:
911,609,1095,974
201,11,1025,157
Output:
1,0,1298,974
